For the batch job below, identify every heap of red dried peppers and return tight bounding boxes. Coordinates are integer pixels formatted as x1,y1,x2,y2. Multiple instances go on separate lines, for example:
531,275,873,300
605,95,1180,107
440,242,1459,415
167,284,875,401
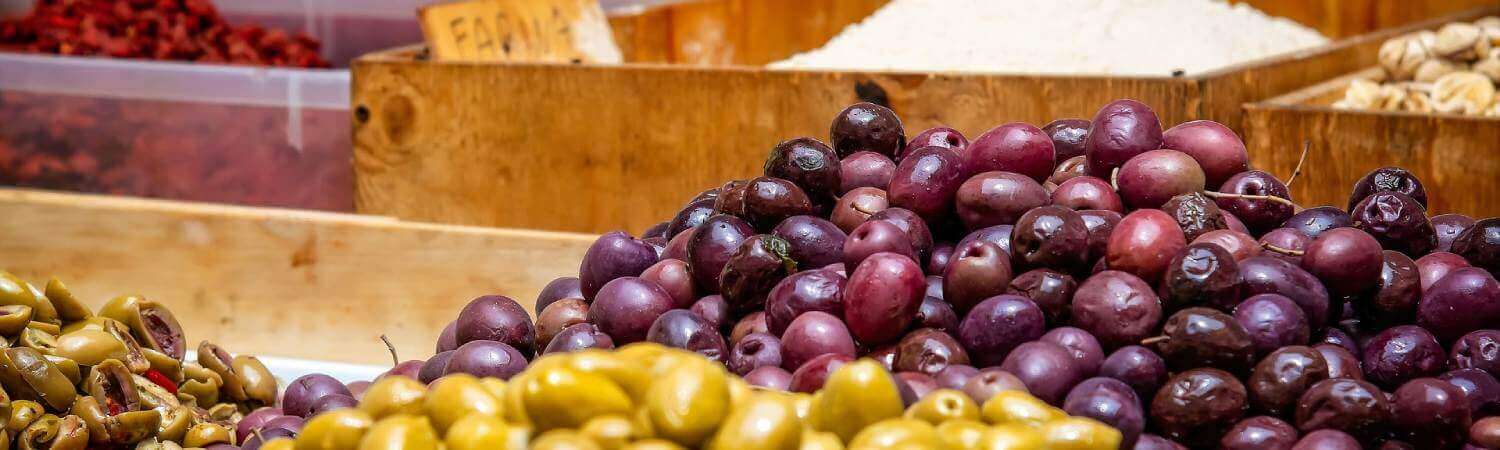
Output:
0,0,330,67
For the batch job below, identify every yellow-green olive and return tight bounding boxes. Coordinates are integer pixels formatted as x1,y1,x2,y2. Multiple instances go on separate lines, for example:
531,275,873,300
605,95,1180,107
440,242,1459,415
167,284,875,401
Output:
60,317,120,334
8,400,43,433
0,272,59,326
233,355,278,406
789,393,812,421
97,296,145,328
139,348,182,384
18,413,60,450
179,378,220,406
443,414,523,450
522,365,633,432
563,350,652,402
980,424,1045,450
196,342,244,402
0,305,33,336
479,377,507,399
0,348,77,411
182,422,233,447
85,360,141,414
99,322,149,374
181,363,221,386
798,430,844,450
207,403,240,422
580,414,648,450
422,374,502,434
68,396,108,445
297,407,375,450
122,302,186,361
356,415,438,450
42,355,80,385
41,278,91,324
1038,417,1121,450
809,359,904,442
132,373,181,411
903,389,979,424
645,358,730,448
50,414,89,450
19,327,59,353
107,410,162,444
136,440,185,450
260,437,297,450
622,440,688,450
706,393,801,450
358,376,427,420
153,406,192,443
980,391,1064,428
531,430,602,450
936,420,988,450
54,330,130,366
846,419,942,450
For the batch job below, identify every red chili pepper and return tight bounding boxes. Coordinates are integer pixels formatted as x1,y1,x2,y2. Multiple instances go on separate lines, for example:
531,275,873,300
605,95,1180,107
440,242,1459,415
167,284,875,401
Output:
143,369,179,395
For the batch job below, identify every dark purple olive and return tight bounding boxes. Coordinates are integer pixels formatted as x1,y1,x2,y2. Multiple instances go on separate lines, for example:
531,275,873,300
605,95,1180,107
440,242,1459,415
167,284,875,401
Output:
647,309,728,362
745,366,792,390
1072,270,1162,350
580,231,659,301
535,276,583,313
1050,156,1089,185
765,137,841,208
788,353,853,393
687,214,755,293
1260,228,1311,266
896,372,938,405
1009,205,1089,272
1150,368,1248,447
1440,368,1500,415
1475,417,1500,449
1452,218,1500,277
1284,206,1353,239
1362,325,1446,389
1314,344,1364,380
419,351,455,384
1392,377,1472,448
765,269,845,337
966,122,1056,183
454,295,536,357
241,427,294,450
730,312,768,345
1043,118,1090,161
1100,345,1168,401
955,171,1049,230
667,199,716,240
588,277,674,344
908,126,969,155
1431,213,1475,253
1292,429,1361,450
778,311,856,371
868,207,935,263
1064,377,1146,448
844,219,917,271
1351,192,1435,257
831,187,888,233
1348,167,1428,211
943,240,1013,314
1106,209,1187,283
663,228,694,261
383,359,423,382
1417,267,1500,342
727,332,782,376
894,328,970,376
741,177,815,231
1224,211,1251,235
1041,327,1105,377
1006,268,1076,326
958,295,1046,368
1216,170,1295,234
536,298,589,351
1295,378,1392,443
936,364,980,390
961,367,1028,404
1162,120,1249,189
445,340,526,379
237,407,285,443
1117,149,1206,210
1248,346,1330,417
868,345,898,372
282,374,351,418
1084,99,1164,178
889,146,967,223
1238,256,1332,328
956,224,1016,258
1161,192,1229,242
1416,251,1471,291
690,294,728,333
437,321,459,353
1079,209,1122,262
1451,329,1500,376
914,296,959,334
543,323,615,354
1159,243,1243,313
1234,294,1310,357
1000,341,1085,405
830,102,904,159
1315,327,1361,356
640,259,697,309
1051,176,1124,213
1154,307,1257,375
927,242,954,275
843,252,925,345
1136,434,1189,450
1220,416,1298,450
719,234,797,314
839,152,897,193
1354,250,1420,327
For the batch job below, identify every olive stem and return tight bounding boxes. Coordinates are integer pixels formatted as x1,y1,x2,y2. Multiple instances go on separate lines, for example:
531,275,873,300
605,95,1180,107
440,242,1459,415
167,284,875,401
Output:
1285,140,1310,188
851,203,878,216
380,335,399,367
1110,167,1120,190
1140,335,1170,346
253,429,266,444
1201,191,1297,208
1262,242,1305,256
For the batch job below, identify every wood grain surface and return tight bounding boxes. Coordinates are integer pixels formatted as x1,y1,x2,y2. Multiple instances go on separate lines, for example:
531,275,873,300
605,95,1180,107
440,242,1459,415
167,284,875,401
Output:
608,0,887,65
0,189,594,365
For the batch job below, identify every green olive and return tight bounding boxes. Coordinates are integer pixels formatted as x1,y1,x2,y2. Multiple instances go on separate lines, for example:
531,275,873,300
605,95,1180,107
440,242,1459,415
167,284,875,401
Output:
298,408,375,450
645,358,730,448
179,377,220,407
0,348,76,411
706,393,800,450
788,393,812,421
50,414,89,450
196,342,244,402
233,355,278,406
41,278,92,324
59,317,119,334
980,424,1044,450
42,355,80,385
84,359,141,414
358,376,427,420
356,415,439,450
521,365,633,432
1038,418,1121,450
122,301,186,361
563,350,652,402
422,373,502,434
182,422,233,447
0,272,59,326
140,348,183,383
903,389,979,424
727,377,753,409
260,438,297,450
979,391,1064,428
579,414,648,450
109,410,162,444
19,327,59,353
8,400,43,433
846,419,942,450
132,373,181,411
936,420,988,450
797,430,843,450
54,329,131,366
531,430,603,450
479,377,507,399
808,359,904,442
18,413,60,450
181,363,222,386
98,321,149,374
0,305,34,336
97,295,145,328
154,406,192,443
67,396,108,445
207,403,240,422
443,414,523,450
622,439,688,450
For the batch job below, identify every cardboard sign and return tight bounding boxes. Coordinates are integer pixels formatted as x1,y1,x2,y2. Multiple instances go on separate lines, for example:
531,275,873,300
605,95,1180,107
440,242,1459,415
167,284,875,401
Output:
418,0,622,63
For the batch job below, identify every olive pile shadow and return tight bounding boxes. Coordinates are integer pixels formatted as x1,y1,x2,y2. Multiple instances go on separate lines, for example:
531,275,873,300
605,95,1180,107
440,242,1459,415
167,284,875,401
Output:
0,271,276,449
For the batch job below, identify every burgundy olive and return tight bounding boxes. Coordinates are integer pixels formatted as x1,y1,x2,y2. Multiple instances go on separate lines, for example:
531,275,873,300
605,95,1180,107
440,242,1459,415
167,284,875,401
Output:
1161,120,1249,188
1063,377,1146,448
1117,149,1206,210
1009,205,1089,272
1000,341,1085,405
788,353,854,393
1284,206,1353,239
765,137,841,207
740,177,816,231
1451,329,1500,375
730,312,768,345
1224,211,1251,235
1050,176,1122,213
1150,368,1248,447
1050,156,1089,185
1357,250,1421,326
1417,267,1500,342
936,364,980,391
1161,192,1229,243
544,323,615,354
445,340,527,380
955,224,1016,259
1006,268,1076,324
1072,270,1163,350
667,198,716,240
888,146,967,223
943,240,1013,314
1154,307,1257,376
1043,118,1091,161
579,231,660,301
896,372,939,405
1351,192,1435,257
1470,417,1500,450
1136,434,1189,450
1220,416,1298,450
1362,325,1446,389
1315,327,1361,356
868,207,935,263
843,252,925,345
966,122,1056,183
894,328,970,376
535,276,583,313
1215,170,1295,234
844,219,917,271
764,269,845,337
282,374,351,418
1084,99,1164,178
437,321,459,353
1238,256,1332,328
1313,344,1365,381
454,295,536,357
744,366,793,390
1159,243,1243,313
839,151,897,193
1248,346,1330,417
1430,213,1475,253
778,311,856,371
955,171,1050,230
687,214,755,293
1260,228,1311,266
1392,377,1472,448
690,294,729,333
1079,209,1122,262
831,187,889,233
588,277,674,344
914,296,959,334
715,179,751,216
1415,251,1470,291
1100,345,1168,401
1041,327,1105,377
1291,430,1361,450
868,345,898,372
1294,378,1391,443
1440,368,1500,415
1347,167,1428,211
1452,218,1500,278
771,215,847,269
536,298,589,350
907,126,969,155
829,102,904,159
663,228,694,261
728,332,783,376
640,259,697,309
961,367,1029,404
958,295,1046,368
646,309,728,362
927,242,955,275
1106,209,1188,283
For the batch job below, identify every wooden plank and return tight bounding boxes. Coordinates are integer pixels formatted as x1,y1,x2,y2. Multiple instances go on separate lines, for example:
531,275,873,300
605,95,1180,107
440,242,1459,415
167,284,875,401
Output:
1234,0,1498,38
605,0,888,65
417,0,618,63
0,189,594,365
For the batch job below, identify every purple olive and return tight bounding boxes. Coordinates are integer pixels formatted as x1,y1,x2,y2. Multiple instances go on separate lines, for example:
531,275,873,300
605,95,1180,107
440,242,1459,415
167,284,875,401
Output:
1084,99,1163,178
1431,213,1475,253
1260,227,1311,265
772,215,846,269
830,102,904,159
544,323,615,354
927,242,955,275
237,407,285,442
1193,230,1261,262
868,345,898,372
1100,345,1168,401
1072,270,1162,350
1238,256,1331,328
1353,250,1420,327
1294,378,1392,443
1362,325,1445,389
897,372,938,405
1159,243,1243,313
1452,218,1500,277
779,311,856,371
453,295,536,357
383,360,422,381
1051,176,1124,213
1348,167,1428,211
1450,329,1500,375
1000,341,1085,405
955,171,1050,230
1416,251,1471,291
894,328,969,376
844,252,925,345
765,137,841,207
310,394,358,416
745,366,793,390
839,151,897,193
844,219,916,271
1117,149,1206,210
1216,170,1295,234
831,187,888,233
646,309,728,362
535,276,583,312
1315,327,1361,356
1136,434,1189,450
1391,377,1472,448
663,228,694,261
1351,192,1435,257
935,364,980,390
1154,307,1257,376
719,234,797,314
956,224,1015,258
1248,346,1330,417
1009,205,1089,272
731,312,769,345
1219,416,1298,450
1161,119,1248,188
738,177,815,231
958,295,1046,368
788,353,854,393
765,269,845,337
1042,327,1105,377
1106,209,1187,283
868,207,935,263
579,231,659,301
728,332,783,376
437,321,459,353
1417,267,1500,342
1151,368,1249,447
889,146,967,223
666,199,716,240
640,259,697,309
588,277,674,344
914,296,959,334
1043,118,1090,161
1284,206,1353,239
1079,209,1122,262
1064,377,1146,448
1161,192,1230,243
445,340,527,380
1233,294,1310,357
241,426,294,450
942,240,1014,315
1314,344,1365,381
1292,429,1361,450
1439,368,1500,415
1006,268,1076,324
966,122,1056,183
690,294,728,333
419,351,455,384
687,214,755,293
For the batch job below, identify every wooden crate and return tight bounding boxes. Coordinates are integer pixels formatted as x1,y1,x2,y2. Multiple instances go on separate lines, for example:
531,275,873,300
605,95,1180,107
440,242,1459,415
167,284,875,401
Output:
1245,69,1500,217
0,189,594,365
353,6,1498,235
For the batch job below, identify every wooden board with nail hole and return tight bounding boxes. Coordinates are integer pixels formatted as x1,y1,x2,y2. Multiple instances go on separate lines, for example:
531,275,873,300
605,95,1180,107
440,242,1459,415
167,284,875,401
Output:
1245,68,1500,217
354,6,1498,234
0,189,594,365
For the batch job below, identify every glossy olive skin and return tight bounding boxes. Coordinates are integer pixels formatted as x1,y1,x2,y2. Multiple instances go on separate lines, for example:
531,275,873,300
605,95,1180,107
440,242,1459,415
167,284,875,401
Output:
727,332,782,375
740,177,816,232
912,296,957,336
764,269,845,337
1000,269,1072,325
1078,209,1122,263
1135,434,1189,450
772,216,847,269
1159,243,1243,313
454,295,536,357
744,366,792,390
1248,346,1330,417
766,137,841,207
544,323,615,354
908,126,969,153
687,215,756,293
960,367,1028,405
1063,377,1145,448
1417,267,1500,342
1451,329,1500,375
1155,307,1256,375
718,235,797,313
730,312,768,345
844,219,917,271
788,353,853,393
1151,368,1248,448
1312,344,1364,381
641,259,698,309
1050,155,1089,185
446,340,527,380
580,232,660,301
893,328,969,376
1000,341,1085,405
1428,213,1474,253
1193,229,1261,261
778,311,856,371
1220,416,1298,450
1348,166,1427,211
1292,429,1361,450
965,122,1056,183
1009,205,1089,272
1051,176,1124,213
1362,325,1445,389
935,364,980,391
1416,251,1470,292
537,298,589,350
1261,228,1311,265
535,277,584,314
839,152,897,194
1295,378,1391,443
1360,250,1421,327
646,310,728,363
1234,293,1310,357
690,294,729,333
888,146,967,223
1390,377,1471,448
1039,327,1104,378
957,295,1045,368
1084,99,1164,178
1099,345,1168,402
955,171,1050,230
1117,149,1206,210
1071,270,1162,350
1351,192,1436,257
843,252,925,346
1161,192,1228,243
1239,256,1332,328
1215,170,1295,234
589,277,675,344
830,102,904,158
1301,227,1382,298
1161,119,1248,188
943,240,1013,314
1107,209,1187,283
1439,368,1500,416
1451,217,1500,277
831,187,889,233
1042,118,1091,161
1281,206,1350,239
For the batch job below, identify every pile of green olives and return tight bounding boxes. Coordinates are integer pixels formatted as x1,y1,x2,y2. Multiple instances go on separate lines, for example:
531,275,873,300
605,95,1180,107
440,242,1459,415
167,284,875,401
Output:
0,271,277,448
286,342,1120,450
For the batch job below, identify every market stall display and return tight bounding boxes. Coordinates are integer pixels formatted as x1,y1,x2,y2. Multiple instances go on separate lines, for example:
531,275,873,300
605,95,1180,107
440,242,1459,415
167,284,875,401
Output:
1331,16,1500,115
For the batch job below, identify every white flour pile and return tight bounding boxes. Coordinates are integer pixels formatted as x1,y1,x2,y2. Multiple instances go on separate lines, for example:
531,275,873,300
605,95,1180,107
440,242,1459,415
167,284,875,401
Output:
771,0,1330,76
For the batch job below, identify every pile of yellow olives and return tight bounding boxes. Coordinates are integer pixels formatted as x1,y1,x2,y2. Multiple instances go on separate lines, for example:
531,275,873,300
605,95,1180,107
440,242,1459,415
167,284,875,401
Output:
0,271,277,448
285,343,1120,450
